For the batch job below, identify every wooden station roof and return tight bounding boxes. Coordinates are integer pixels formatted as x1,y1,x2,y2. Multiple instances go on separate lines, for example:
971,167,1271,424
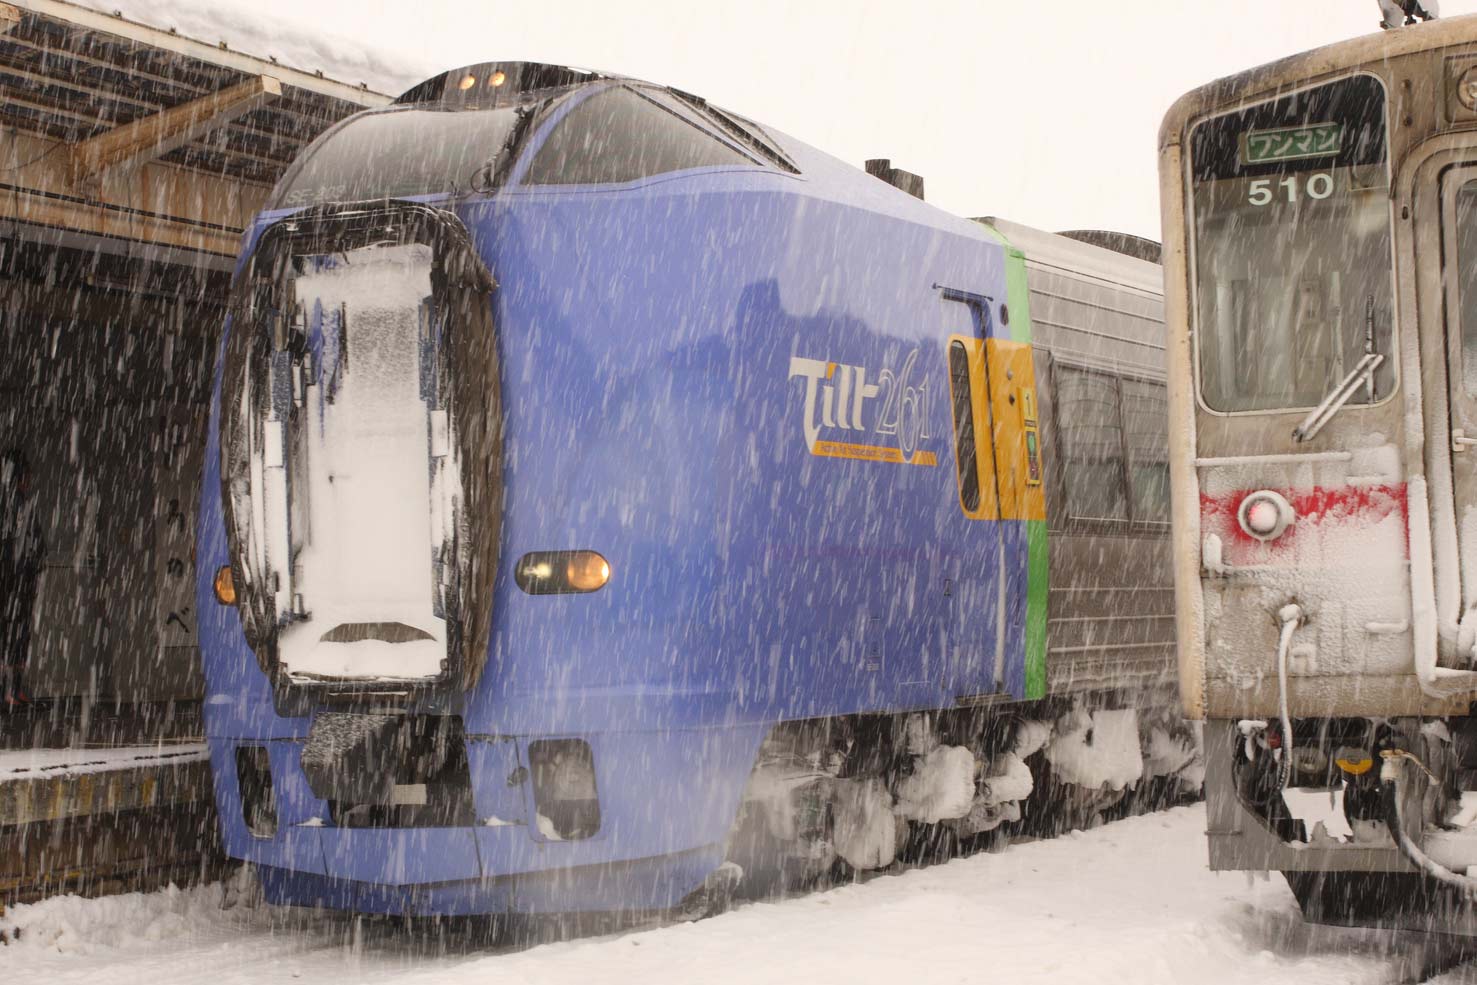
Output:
0,0,394,263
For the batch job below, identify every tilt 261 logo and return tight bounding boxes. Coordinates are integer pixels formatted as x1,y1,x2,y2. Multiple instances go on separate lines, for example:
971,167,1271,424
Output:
787,350,936,467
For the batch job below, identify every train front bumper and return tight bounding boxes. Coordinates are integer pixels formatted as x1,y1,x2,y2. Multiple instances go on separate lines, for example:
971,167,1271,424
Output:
206,722,767,916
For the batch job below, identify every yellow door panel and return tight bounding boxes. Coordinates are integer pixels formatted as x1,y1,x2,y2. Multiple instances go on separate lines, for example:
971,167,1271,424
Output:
984,339,1047,523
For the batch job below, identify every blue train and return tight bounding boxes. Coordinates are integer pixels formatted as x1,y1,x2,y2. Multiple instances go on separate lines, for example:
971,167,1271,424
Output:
198,61,1186,915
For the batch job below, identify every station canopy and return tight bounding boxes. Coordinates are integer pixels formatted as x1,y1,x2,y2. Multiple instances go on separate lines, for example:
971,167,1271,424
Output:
0,2,423,705
0,0,419,265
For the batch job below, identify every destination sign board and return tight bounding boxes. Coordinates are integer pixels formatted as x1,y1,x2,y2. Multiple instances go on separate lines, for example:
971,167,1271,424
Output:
1239,123,1343,166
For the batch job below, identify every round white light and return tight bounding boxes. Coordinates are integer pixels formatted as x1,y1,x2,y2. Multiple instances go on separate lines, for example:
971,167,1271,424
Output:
1237,490,1294,542
1246,499,1279,535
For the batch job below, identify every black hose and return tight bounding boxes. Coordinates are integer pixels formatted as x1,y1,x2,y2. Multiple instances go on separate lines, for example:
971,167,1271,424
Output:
1381,770,1477,898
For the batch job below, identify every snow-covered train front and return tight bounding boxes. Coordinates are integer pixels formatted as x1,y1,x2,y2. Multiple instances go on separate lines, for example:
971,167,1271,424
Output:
1160,13,1477,935
199,61,1190,915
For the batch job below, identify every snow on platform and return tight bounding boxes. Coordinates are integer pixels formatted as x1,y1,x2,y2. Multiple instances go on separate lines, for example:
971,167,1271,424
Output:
0,806,1446,985
0,743,211,826
0,744,208,781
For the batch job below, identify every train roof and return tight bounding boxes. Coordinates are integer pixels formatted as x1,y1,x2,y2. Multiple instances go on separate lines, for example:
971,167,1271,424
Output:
1159,13,1477,149
73,25,1155,293
978,218,1164,298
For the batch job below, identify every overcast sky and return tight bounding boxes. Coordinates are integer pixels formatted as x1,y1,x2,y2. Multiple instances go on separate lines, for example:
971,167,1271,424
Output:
175,1,1477,239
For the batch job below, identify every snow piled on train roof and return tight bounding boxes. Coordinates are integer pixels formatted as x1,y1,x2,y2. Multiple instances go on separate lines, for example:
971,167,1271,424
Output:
70,0,428,95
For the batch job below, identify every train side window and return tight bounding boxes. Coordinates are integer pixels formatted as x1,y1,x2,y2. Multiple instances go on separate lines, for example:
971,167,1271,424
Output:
1053,365,1129,523
1121,378,1171,523
948,340,982,513
524,86,757,186
1454,180,1477,395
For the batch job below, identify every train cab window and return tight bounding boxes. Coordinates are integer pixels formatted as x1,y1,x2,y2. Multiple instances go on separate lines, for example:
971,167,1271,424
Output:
1189,74,1394,413
270,108,522,208
523,85,758,186
1053,365,1129,523
1121,379,1171,523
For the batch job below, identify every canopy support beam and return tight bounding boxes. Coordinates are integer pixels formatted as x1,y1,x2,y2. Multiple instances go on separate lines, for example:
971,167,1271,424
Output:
69,74,282,188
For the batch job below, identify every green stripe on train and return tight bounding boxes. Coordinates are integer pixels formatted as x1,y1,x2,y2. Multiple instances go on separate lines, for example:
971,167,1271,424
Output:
981,221,1049,700
974,222,1034,344
1025,518,1048,699
1003,250,1033,346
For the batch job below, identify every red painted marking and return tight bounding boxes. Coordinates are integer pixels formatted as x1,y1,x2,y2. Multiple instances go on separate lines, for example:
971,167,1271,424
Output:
1199,483,1409,561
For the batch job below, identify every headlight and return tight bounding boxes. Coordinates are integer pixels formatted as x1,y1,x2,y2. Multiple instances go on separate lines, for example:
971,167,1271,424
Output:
515,550,611,595
214,565,238,605
1237,490,1294,542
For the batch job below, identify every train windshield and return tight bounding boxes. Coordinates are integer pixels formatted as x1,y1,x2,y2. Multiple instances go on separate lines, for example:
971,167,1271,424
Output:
270,108,521,208
1189,74,1394,414
221,204,501,692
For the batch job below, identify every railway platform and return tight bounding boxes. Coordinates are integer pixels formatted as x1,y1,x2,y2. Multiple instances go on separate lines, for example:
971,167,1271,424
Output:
0,704,222,905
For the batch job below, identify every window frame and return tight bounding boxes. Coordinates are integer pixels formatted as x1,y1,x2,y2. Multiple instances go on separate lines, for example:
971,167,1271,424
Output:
267,103,528,210
516,82,772,190
944,336,1002,521
1043,355,1169,533
665,91,800,174
1184,70,1400,419
1117,375,1173,530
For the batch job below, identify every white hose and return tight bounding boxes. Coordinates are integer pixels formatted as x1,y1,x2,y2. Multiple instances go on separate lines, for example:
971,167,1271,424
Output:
1274,604,1302,790
1381,753,1477,899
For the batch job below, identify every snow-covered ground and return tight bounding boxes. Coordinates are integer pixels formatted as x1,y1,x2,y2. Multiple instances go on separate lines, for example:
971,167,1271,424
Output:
5,804,1471,984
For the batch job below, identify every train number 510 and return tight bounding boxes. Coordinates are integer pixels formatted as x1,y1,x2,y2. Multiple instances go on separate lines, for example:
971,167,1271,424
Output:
1247,172,1335,206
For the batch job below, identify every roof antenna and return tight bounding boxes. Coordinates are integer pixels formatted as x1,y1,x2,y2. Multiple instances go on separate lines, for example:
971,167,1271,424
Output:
1379,0,1438,29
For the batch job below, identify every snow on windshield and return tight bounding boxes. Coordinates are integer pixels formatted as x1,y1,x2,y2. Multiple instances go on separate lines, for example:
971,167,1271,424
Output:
264,242,454,682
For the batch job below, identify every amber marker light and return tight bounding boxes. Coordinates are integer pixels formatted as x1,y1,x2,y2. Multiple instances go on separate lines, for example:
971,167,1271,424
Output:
515,550,610,595
214,565,237,606
566,552,611,592
458,74,477,90
488,70,507,87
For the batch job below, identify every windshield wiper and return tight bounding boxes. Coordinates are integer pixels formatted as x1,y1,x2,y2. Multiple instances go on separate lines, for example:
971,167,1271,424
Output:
1291,351,1384,442
460,103,542,197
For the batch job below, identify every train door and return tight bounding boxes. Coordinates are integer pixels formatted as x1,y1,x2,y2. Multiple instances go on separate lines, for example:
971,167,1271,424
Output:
1438,164,1477,655
941,290,1045,698
944,306,1001,698
945,296,1004,697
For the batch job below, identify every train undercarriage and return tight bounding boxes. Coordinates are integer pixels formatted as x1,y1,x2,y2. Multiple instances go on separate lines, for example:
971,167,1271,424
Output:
720,701,1201,905
233,697,1202,916
1206,714,1477,935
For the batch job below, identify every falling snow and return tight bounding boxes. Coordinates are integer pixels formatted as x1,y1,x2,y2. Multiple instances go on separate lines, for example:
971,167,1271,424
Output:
13,0,1477,977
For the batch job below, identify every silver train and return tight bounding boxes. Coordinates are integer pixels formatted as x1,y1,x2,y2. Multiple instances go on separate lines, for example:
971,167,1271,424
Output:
1160,10,1477,935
